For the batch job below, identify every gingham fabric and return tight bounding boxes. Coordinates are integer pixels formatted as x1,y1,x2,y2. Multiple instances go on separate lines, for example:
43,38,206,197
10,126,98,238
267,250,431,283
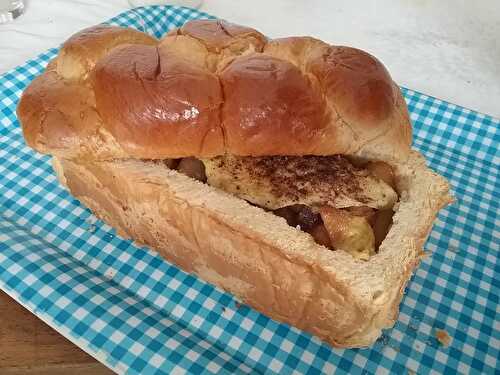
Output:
0,5,498,375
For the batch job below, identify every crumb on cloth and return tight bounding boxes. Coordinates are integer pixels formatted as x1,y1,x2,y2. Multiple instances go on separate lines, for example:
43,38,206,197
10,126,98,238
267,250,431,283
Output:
435,329,451,347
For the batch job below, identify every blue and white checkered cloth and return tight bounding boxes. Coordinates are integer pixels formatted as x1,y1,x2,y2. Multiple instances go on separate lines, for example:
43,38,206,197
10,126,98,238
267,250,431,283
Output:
1,5,498,375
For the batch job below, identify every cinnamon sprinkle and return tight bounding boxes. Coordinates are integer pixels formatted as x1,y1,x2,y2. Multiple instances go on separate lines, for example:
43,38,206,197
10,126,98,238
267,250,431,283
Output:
215,155,364,203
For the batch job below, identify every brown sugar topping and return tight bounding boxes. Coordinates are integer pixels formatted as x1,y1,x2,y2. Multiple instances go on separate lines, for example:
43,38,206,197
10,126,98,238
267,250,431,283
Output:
202,154,397,211
228,155,363,202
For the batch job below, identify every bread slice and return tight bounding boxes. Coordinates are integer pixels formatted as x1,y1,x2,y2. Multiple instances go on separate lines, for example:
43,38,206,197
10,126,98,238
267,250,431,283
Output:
52,151,451,348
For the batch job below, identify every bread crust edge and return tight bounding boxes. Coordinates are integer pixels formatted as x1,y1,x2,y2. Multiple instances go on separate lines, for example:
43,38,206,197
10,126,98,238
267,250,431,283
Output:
51,150,451,348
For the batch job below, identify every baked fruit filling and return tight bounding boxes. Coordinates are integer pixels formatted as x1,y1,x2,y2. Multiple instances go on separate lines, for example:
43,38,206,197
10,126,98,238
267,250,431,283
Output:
164,155,398,260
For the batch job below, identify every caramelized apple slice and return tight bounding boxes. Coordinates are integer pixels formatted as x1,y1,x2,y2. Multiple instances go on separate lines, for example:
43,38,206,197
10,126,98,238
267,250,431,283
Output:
365,161,395,189
320,206,375,260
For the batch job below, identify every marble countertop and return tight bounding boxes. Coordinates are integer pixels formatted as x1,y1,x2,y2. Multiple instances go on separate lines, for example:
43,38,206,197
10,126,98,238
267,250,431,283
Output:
1,0,499,118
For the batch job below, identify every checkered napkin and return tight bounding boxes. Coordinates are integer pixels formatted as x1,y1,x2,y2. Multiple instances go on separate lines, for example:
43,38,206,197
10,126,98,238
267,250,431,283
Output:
1,5,499,375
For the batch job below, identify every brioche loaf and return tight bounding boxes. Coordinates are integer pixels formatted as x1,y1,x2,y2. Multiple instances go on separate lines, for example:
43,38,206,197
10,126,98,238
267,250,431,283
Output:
17,20,451,347
19,20,411,163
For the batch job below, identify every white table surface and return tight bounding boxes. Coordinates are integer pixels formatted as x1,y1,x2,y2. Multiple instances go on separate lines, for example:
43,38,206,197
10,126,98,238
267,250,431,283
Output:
1,0,499,118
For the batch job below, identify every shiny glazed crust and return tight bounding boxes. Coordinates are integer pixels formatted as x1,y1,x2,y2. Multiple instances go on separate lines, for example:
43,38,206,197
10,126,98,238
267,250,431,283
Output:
52,152,451,348
18,20,412,162
17,20,452,347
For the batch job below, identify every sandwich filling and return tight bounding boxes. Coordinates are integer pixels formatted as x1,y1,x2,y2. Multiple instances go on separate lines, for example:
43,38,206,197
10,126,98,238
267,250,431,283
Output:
166,155,398,260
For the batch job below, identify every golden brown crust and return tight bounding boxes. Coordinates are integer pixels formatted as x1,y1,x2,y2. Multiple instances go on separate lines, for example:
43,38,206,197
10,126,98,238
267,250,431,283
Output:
93,45,224,158
310,46,397,130
19,69,127,161
57,25,158,81
220,53,329,155
175,19,267,55
17,21,412,161
162,19,267,73
52,151,451,348
264,37,413,160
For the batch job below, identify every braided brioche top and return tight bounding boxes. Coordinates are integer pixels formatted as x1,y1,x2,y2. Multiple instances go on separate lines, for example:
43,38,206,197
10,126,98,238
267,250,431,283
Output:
18,20,412,162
